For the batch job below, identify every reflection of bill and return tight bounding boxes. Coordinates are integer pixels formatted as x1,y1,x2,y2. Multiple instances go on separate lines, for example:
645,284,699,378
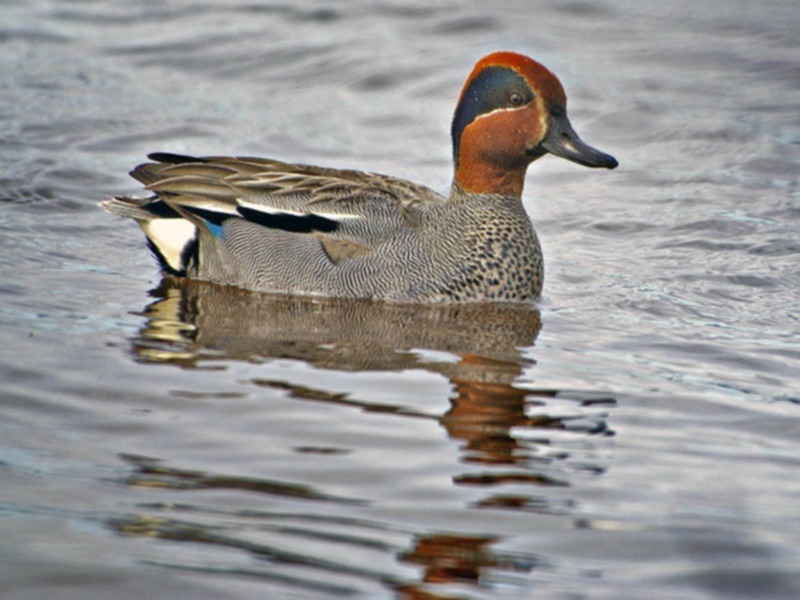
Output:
398,533,507,588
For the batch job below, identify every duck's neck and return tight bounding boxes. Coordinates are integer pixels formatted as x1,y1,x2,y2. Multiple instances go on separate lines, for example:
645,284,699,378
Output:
453,137,532,198
448,180,527,212
454,161,527,197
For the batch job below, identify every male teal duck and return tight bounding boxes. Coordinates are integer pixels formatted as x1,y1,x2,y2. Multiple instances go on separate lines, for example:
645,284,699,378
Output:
103,51,617,302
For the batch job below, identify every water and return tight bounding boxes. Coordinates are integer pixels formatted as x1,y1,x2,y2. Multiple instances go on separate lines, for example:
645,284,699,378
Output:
2,1,799,598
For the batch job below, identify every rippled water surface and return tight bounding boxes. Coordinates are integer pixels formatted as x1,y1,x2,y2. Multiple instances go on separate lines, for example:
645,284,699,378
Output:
2,1,799,598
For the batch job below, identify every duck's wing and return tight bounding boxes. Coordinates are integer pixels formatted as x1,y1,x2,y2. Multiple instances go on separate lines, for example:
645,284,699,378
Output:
104,152,446,272
132,152,444,229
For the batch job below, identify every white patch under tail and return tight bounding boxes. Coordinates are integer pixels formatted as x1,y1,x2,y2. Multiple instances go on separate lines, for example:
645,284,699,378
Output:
140,218,197,274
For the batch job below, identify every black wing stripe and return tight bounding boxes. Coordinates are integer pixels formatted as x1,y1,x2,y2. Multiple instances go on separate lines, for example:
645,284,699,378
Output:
237,205,339,234
182,205,230,226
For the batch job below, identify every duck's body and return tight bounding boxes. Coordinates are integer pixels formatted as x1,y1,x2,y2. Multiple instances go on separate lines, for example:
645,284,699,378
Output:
104,51,617,303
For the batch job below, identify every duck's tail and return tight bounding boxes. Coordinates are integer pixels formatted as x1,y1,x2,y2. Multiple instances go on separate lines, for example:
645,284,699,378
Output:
101,196,198,277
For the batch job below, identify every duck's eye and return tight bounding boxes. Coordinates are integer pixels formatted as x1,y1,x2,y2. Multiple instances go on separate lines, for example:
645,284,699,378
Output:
509,92,524,107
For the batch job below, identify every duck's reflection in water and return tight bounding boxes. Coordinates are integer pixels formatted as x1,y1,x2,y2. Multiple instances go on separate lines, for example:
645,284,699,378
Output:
132,278,541,373
116,278,615,596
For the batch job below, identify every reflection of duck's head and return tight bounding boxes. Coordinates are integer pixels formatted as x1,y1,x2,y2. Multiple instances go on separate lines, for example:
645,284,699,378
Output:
134,278,541,379
399,533,501,585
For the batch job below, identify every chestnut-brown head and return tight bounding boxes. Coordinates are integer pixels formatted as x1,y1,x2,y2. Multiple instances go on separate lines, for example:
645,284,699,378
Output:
451,51,617,197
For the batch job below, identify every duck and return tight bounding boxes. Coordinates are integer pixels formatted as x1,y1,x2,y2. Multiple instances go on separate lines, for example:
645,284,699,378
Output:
103,51,617,303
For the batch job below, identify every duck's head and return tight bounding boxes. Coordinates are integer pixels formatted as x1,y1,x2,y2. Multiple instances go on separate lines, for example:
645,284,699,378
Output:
452,51,618,197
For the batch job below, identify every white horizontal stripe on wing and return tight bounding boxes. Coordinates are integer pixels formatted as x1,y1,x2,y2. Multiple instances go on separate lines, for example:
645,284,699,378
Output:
236,199,362,221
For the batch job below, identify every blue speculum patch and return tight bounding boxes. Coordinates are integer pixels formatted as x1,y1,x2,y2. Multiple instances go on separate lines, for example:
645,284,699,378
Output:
183,206,227,238
205,221,224,238
451,66,535,162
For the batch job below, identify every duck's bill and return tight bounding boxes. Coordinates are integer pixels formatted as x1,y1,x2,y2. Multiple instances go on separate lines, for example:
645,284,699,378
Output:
540,115,618,169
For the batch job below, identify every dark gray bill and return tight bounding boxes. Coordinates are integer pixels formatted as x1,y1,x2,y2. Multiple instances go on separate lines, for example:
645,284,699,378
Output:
540,114,618,169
